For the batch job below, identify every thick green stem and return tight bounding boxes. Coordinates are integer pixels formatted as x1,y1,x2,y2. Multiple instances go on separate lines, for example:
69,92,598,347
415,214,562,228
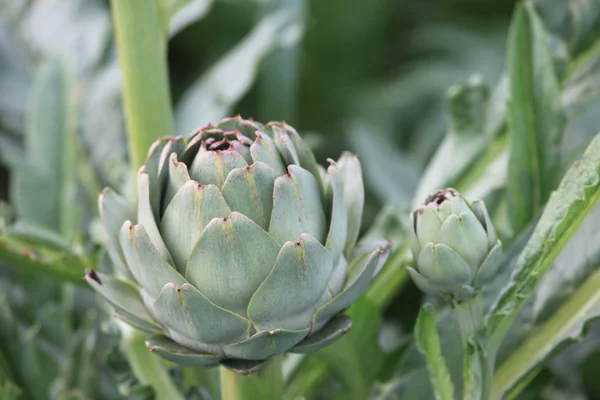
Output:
110,0,174,175
220,357,284,400
119,323,182,400
453,295,483,343
453,295,495,400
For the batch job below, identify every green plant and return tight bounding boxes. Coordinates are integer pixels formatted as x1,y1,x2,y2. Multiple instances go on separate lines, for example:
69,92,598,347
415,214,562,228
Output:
1,0,600,399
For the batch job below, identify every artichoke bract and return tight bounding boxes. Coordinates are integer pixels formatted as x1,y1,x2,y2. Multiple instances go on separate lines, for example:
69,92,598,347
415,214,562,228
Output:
407,188,501,301
86,116,390,372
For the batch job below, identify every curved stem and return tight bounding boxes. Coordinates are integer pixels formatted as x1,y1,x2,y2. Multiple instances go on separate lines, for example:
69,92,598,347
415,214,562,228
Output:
119,323,183,400
220,357,284,400
110,0,174,176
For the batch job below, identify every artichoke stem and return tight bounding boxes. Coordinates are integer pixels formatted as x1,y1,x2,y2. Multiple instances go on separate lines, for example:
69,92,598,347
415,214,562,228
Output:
118,323,183,400
220,357,284,400
452,294,483,343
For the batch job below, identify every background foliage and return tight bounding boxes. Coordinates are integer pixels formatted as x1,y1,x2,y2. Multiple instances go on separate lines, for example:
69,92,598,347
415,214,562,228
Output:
1,0,600,399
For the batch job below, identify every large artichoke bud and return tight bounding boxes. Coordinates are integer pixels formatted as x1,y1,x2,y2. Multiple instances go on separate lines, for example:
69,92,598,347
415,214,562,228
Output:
407,188,501,301
86,116,390,371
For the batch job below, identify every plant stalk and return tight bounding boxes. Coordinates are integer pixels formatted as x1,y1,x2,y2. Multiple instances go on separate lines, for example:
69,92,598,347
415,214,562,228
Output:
118,323,183,400
220,357,284,400
453,295,483,343
110,0,174,176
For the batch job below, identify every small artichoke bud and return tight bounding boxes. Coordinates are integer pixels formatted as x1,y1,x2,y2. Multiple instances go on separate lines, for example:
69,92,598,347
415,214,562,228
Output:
407,188,502,300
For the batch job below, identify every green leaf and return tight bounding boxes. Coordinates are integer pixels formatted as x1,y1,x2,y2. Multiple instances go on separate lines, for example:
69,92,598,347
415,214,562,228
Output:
174,9,298,135
157,0,214,38
492,269,600,398
11,59,78,239
0,296,47,400
24,0,111,75
490,202,600,398
414,305,456,400
0,240,87,286
412,75,491,205
487,132,600,355
257,0,305,123
506,2,565,233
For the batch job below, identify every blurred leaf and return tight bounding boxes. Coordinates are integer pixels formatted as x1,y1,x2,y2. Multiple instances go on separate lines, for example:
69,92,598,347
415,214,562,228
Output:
0,381,21,400
381,310,463,400
11,59,79,239
412,75,491,205
567,0,600,56
348,121,420,205
491,203,600,398
81,62,129,188
0,22,29,138
175,9,299,135
23,0,111,75
257,0,305,123
506,2,565,234
547,323,600,394
157,0,214,38
487,132,600,356
0,244,87,286
414,306,455,400
0,295,48,400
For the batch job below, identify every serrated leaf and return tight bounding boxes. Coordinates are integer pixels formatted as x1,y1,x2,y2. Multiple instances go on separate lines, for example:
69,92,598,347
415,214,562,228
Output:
490,202,600,398
175,10,297,135
492,271,600,399
414,305,455,400
487,132,600,356
506,3,565,234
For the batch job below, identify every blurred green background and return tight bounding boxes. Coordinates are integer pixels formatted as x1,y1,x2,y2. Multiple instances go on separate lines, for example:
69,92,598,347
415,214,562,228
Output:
0,0,517,218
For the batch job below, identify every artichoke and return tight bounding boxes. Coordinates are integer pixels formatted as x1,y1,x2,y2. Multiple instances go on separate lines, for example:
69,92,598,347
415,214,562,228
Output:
407,188,501,301
86,116,390,371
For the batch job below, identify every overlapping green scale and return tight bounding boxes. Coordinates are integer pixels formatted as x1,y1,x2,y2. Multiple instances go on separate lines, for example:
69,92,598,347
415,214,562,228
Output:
87,116,390,373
